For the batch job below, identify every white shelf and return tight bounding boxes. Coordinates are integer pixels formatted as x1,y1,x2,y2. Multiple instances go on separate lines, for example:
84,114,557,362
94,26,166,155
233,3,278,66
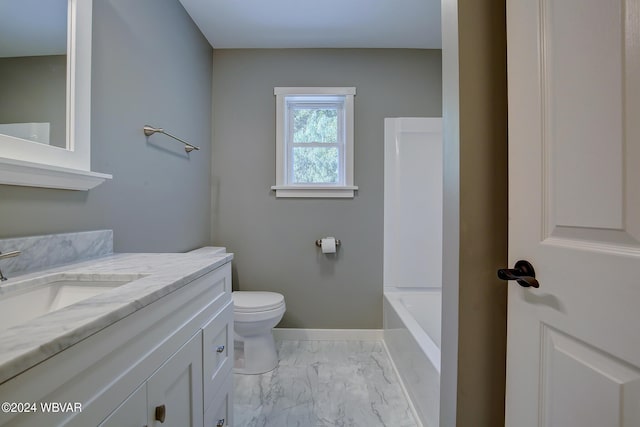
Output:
0,157,112,191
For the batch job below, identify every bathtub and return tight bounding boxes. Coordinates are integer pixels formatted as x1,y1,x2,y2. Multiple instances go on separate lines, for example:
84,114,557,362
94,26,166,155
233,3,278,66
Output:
384,288,441,427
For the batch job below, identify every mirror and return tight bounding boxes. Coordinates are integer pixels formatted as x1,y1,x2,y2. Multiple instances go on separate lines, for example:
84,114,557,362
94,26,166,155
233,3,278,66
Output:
0,0,111,190
0,0,68,148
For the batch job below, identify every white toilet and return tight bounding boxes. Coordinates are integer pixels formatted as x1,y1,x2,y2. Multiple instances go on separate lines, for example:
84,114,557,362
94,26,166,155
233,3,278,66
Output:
233,291,286,374
188,247,286,374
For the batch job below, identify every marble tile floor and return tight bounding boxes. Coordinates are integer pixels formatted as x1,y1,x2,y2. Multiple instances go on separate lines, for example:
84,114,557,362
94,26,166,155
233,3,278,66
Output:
234,340,419,427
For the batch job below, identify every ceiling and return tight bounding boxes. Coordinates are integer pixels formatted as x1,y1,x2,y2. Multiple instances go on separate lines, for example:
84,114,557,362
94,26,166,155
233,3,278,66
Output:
0,0,440,58
178,0,441,49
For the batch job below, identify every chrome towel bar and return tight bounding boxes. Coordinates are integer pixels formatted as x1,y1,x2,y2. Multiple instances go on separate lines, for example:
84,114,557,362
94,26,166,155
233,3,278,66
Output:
143,125,200,153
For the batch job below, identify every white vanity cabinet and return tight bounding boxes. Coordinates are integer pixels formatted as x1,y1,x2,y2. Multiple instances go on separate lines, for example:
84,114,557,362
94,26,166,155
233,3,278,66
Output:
98,303,235,427
0,261,233,427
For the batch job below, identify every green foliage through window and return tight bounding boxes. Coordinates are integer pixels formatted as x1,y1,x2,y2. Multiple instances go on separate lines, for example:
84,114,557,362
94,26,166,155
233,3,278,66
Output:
290,105,340,184
293,147,338,183
293,108,338,143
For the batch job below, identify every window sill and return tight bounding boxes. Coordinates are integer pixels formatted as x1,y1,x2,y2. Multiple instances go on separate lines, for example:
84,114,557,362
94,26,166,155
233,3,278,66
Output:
271,185,358,198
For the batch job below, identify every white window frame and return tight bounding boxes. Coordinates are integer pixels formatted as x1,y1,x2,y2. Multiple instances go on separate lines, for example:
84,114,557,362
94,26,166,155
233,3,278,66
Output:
272,87,358,198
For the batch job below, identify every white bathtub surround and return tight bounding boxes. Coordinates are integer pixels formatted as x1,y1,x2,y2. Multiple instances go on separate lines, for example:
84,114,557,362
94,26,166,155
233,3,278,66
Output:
0,229,113,276
384,290,441,427
384,118,442,290
234,340,419,426
0,251,232,384
383,117,443,426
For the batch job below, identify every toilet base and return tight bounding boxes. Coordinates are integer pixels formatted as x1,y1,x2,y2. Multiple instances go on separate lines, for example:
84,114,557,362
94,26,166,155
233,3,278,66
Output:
234,332,279,375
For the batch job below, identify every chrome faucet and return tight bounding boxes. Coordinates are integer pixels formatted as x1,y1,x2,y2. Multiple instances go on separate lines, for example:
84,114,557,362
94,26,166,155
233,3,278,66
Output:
0,250,21,281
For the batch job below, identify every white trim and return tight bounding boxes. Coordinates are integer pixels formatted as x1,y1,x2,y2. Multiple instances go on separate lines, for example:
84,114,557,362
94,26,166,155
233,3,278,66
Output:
344,94,355,186
440,0,461,424
273,328,383,341
275,90,286,187
271,185,359,190
274,87,356,95
270,186,357,198
273,87,357,198
0,157,111,191
381,340,425,427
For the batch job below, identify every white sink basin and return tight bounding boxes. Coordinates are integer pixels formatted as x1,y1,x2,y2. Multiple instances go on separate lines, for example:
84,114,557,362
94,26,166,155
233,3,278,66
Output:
0,273,146,331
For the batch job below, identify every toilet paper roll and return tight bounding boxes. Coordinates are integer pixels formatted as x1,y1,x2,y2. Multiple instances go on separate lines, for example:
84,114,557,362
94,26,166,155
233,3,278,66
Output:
321,237,337,254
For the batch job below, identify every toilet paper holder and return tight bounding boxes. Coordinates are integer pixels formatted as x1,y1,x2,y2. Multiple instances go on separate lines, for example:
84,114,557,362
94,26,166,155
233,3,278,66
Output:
315,238,342,247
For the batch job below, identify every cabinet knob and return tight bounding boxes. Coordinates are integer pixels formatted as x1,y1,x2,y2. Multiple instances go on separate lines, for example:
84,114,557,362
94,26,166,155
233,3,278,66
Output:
155,404,166,423
216,419,225,427
216,345,225,353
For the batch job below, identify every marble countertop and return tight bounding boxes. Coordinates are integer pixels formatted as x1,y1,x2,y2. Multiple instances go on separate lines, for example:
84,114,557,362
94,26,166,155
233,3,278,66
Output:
0,252,233,384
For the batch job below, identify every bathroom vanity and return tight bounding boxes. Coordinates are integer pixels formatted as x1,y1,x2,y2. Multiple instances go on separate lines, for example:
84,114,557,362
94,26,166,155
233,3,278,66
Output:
0,252,233,427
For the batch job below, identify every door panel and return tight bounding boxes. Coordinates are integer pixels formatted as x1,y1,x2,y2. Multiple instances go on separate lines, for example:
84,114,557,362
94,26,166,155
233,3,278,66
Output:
541,326,640,427
546,0,624,231
506,0,640,426
541,0,640,248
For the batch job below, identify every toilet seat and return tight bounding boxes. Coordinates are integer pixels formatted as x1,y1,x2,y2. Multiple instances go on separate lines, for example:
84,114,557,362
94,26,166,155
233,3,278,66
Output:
233,291,285,313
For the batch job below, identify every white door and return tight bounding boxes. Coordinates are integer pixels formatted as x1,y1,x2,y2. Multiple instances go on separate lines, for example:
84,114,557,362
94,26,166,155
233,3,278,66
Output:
505,1,640,426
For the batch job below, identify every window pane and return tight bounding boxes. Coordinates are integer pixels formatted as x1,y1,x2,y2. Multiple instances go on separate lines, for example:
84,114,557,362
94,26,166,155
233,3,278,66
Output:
292,147,339,184
293,108,338,143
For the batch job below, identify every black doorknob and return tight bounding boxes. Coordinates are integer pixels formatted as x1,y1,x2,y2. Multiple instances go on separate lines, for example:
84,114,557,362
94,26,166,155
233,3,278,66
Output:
497,260,539,288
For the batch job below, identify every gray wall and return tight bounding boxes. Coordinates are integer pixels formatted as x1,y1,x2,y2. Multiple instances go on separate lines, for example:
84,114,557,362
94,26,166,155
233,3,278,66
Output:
456,0,508,424
212,49,442,328
0,0,212,253
0,55,67,148
441,0,508,425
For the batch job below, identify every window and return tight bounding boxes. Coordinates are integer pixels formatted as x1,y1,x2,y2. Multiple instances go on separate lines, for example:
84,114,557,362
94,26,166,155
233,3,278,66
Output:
272,87,357,198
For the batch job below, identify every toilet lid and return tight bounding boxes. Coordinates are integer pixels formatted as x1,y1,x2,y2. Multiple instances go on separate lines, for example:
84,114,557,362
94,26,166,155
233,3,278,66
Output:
233,291,285,312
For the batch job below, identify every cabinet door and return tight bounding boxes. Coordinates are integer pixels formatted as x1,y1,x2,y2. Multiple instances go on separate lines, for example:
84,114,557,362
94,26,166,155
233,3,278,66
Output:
203,302,233,411
204,374,233,427
147,332,204,427
99,383,147,427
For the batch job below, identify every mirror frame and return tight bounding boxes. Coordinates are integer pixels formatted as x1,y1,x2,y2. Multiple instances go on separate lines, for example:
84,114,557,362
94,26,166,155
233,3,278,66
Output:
0,0,111,190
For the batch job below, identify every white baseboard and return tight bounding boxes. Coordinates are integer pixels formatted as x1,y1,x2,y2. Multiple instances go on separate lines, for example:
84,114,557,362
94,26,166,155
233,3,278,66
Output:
273,328,384,341
381,339,425,427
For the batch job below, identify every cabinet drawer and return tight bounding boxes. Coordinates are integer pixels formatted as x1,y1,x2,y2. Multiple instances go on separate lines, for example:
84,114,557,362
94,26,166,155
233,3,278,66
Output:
193,263,232,318
203,301,233,410
204,374,233,427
